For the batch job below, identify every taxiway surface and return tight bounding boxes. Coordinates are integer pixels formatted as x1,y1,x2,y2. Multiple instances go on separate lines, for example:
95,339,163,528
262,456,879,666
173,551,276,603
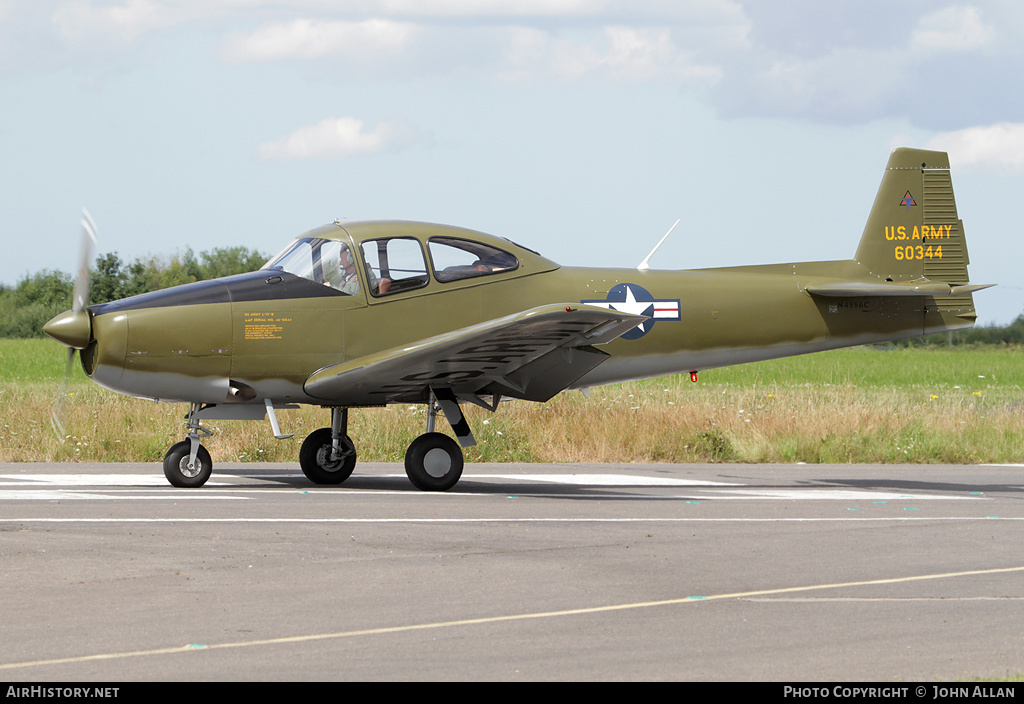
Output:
1,461,1022,681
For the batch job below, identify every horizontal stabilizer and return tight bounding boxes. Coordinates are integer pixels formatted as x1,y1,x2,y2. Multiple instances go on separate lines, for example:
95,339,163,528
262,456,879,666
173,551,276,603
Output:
806,282,995,298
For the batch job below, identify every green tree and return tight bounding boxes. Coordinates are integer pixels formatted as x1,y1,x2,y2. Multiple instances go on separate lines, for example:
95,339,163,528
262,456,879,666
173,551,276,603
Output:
11,270,74,308
199,246,267,279
157,248,203,289
91,252,127,305
0,271,74,337
3,245,270,338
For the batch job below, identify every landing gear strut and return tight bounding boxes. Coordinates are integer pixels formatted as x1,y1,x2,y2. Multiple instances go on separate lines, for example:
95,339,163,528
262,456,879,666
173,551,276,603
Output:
299,407,357,484
163,402,213,488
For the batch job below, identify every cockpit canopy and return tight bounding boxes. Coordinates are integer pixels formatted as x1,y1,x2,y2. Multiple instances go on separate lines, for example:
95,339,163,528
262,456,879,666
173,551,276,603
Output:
263,229,522,297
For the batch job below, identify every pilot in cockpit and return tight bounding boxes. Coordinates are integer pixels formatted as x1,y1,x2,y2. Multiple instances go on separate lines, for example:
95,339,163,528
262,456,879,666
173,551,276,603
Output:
331,244,359,295
331,243,391,295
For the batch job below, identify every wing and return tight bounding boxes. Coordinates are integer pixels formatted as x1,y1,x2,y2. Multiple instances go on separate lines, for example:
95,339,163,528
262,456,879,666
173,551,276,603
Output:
303,303,646,406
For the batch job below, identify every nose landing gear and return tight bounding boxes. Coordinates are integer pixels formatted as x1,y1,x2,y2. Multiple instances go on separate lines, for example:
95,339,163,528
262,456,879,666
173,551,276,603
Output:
163,403,214,488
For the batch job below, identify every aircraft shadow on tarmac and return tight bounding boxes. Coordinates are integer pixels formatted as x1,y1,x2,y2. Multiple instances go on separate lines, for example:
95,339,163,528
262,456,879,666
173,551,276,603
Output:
712,471,1024,497
209,468,1024,499
214,468,666,497
812,478,1024,496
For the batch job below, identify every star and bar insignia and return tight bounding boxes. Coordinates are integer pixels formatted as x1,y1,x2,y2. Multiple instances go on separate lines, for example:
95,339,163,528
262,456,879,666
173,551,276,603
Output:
581,283,681,340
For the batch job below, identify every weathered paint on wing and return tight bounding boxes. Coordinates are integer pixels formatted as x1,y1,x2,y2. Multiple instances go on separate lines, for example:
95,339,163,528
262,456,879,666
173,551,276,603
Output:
303,303,646,405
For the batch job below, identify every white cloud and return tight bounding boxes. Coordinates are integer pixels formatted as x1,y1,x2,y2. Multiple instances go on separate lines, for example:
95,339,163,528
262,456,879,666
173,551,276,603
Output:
258,0,740,21
705,3,1020,128
925,123,1024,171
222,18,418,62
52,0,182,44
257,117,419,160
370,0,603,16
25,1,1024,131
910,5,994,54
41,1,747,86
717,45,903,124
505,25,722,83
603,26,719,81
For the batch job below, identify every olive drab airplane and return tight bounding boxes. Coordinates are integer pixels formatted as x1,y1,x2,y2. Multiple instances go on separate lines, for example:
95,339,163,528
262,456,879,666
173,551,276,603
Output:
44,148,992,491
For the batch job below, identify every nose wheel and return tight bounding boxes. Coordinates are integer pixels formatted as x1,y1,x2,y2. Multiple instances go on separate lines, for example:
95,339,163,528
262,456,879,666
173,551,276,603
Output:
163,440,213,487
163,403,214,487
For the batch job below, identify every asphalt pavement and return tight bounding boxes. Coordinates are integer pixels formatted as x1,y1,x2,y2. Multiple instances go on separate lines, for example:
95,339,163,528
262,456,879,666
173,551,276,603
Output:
1,461,1022,681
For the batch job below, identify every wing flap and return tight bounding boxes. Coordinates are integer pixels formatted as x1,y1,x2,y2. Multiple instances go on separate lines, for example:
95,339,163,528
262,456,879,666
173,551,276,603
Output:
304,303,646,405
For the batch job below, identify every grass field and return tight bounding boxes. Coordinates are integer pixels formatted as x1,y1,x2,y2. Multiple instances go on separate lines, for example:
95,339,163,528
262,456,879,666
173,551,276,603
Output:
2,338,1023,464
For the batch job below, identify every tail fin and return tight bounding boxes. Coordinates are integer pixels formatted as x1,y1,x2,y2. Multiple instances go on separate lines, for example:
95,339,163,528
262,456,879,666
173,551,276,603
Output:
851,147,992,325
855,147,969,284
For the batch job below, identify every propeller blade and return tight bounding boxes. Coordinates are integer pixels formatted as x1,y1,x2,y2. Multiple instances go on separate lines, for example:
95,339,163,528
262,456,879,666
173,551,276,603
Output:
51,347,76,438
52,208,97,439
72,208,97,313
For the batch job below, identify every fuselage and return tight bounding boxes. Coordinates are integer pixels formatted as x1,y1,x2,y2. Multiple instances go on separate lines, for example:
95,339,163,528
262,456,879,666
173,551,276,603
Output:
67,220,976,409
38,149,988,492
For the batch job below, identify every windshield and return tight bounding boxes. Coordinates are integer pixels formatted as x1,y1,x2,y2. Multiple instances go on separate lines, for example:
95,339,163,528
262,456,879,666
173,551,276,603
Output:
262,237,359,294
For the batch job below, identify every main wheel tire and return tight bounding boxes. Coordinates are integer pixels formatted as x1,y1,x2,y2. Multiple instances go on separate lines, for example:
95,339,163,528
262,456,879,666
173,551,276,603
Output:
163,440,213,488
299,427,356,485
405,432,463,491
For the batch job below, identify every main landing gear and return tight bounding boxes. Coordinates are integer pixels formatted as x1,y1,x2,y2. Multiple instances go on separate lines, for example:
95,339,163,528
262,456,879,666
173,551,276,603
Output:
162,390,478,491
405,432,464,491
299,391,475,491
299,407,357,484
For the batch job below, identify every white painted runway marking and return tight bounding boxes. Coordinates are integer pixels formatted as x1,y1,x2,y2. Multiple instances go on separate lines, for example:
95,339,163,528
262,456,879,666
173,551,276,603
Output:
0,490,247,501
697,488,976,501
0,474,229,487
5,517,1019,524
225,472,742,487
0,472,985,502
0,473,736,487
478,473,741,486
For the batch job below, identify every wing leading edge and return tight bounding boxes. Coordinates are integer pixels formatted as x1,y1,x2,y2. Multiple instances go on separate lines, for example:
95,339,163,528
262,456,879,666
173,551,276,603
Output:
303,303,647,406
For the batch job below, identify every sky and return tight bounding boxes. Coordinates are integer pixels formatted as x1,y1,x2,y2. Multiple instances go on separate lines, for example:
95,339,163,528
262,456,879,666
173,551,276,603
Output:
1,0,1023,325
